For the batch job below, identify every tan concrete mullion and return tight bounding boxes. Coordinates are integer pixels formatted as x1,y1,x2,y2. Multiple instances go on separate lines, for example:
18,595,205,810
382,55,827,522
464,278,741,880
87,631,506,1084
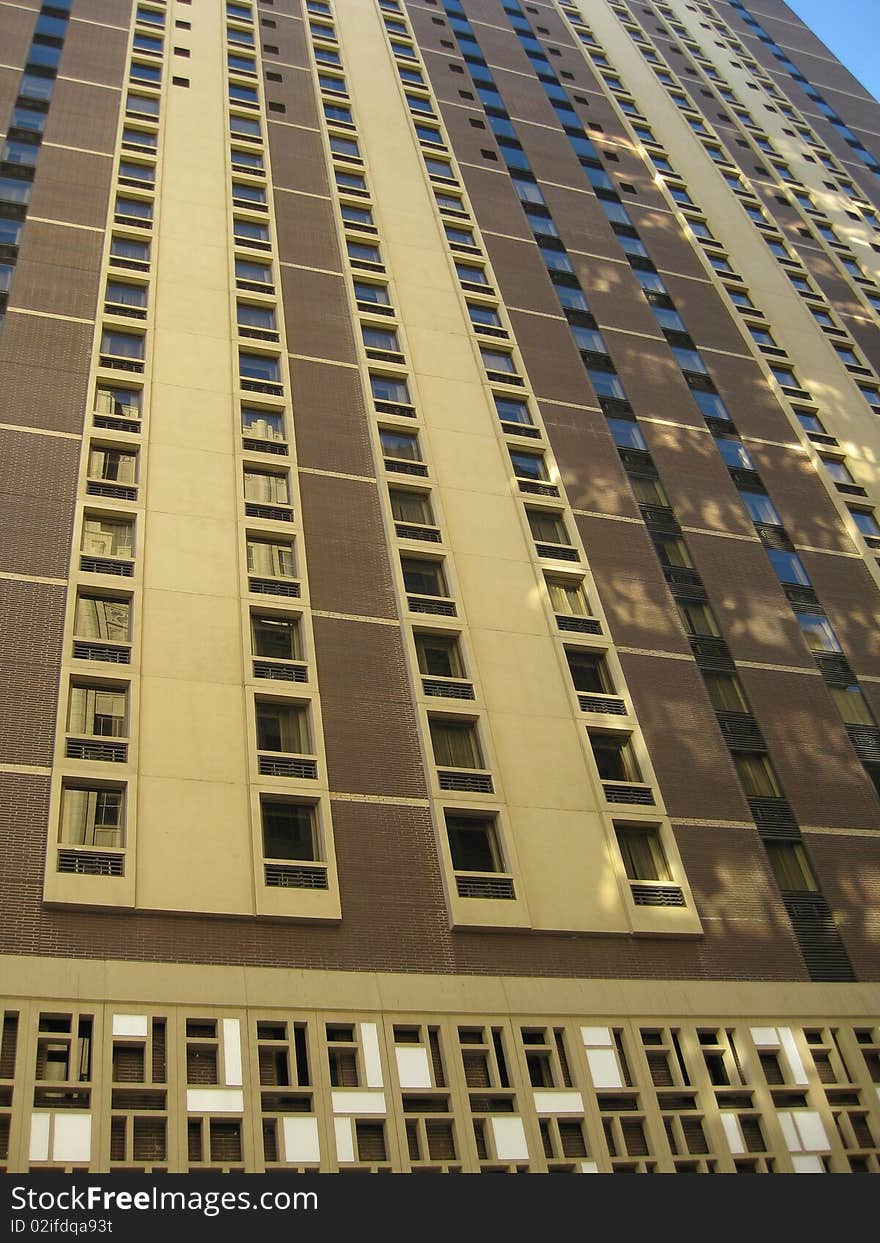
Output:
502,1018,550,1172
41,0,150,911
242,1011,266,1172
6,1000,35,1174
363,0,701,935
229,5,341,921
792,1025,855,1173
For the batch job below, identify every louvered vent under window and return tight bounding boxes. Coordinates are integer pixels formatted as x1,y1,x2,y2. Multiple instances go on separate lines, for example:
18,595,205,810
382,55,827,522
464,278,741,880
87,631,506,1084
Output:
717,712,765,750
846,724,880,763
264,863,328,890
257,756,317,779
748,796,799,837
579,693,626,715
73,641,131,664
65,739,128,763
408,596,456,616
784,894,856,982
422,677,475,700
253,660,307,682
456,875,515,900
249,577,300,597
57,850,124,877
556,615,602,635
603,783,655,805
631,883,684,907
81,556,134,577
438,771,493,793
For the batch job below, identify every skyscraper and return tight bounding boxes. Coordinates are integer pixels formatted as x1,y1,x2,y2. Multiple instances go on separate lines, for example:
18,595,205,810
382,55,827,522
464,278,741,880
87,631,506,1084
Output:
0,0,878,1173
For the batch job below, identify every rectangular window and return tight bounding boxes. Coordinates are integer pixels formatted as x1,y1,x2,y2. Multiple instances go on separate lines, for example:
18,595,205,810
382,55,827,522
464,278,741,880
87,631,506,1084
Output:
615,826,671,882
588,370,627,401
256,703,310,753
247,538,295,578
590,734,642,783
370,374,410,404
795,612,841,652
88,447,137,485
101,331,144,360
607,418,646,450
74,596,131,642
389,489,433,525
566,651,612,694
430,718,483,769
261,801,317,861
445,813,504,873
494,395,533,428
546,576,589,617
733,752,781,798
244,469,288,504
241,406,285,442
677,601,719,638
81,516,134,559
703,672,748,713
767,549,810,586
67,685,127,738
60,787,124,848
527,509,569,546
415,633,463,679
765,841,817,892
252,614,300,661
239,352,280,382
739,490,781,525
830,685,875,726
401,557,446,598
379,428,420,460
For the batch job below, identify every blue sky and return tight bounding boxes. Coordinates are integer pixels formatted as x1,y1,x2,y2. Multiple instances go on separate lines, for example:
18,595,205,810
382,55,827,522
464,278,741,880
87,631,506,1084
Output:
785,0,880,100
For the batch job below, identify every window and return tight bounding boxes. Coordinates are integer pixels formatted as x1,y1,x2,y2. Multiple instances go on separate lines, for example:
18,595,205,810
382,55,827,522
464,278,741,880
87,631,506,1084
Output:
389,489,433,526
652,306,687,333
467,303,502,329
336,170,366,193
739,490,781,525
509,451,547,481
110,236,150,264
850,509,880,539
235,258,272,285
251,614,300,661
329,135,360,159
571,324,608,355
362,325,399,353
88,446,137,485
244,469,288,505
230,114,261,138
60,787,124,848
239,352,279,383
703,672,749,713
607,418,646,450
615,825,671,881
232,181,267,205
714,437,753,469
588,370,627,401
495,395,533,428
370,374,410,405
693,390,731,422
677,600,719,637
454,261,488,286
546,576,589,617
641,513,689,566
480,348,516,374
81,516,134,559
733,752,781,798
234,219,270,246
105,281,147,309
445,813,504,874
424,157,454,178
415,633,463,679
672,346,708,374
821,457,854,485
590,734,642,782
237,303,276,333
241,406,285,442
347,241,381,264
247,537,295,578
430,718,483,769
566,650,612,694
75,596,130,642
261,801,317,861
101,330,145,362
629,474,668,506
401,556,447,598
67,684,127,738
527,510,569,546
765,841,817,892
830,685,875,727
353,281,390,306
256,703,309,753
767,549,810,586
380,428,420,460
795,612,841,653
